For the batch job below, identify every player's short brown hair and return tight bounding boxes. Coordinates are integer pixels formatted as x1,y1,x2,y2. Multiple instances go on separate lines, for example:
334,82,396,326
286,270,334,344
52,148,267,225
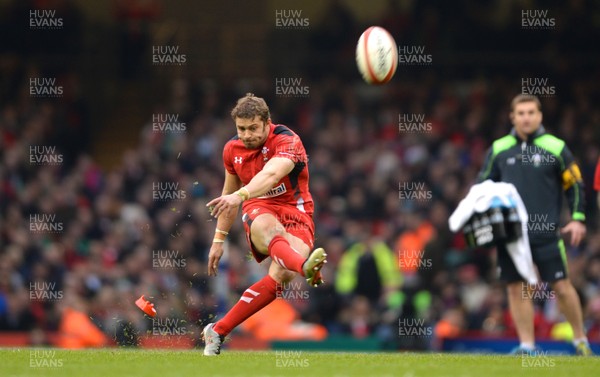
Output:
510,94,542,112
231,93,270,122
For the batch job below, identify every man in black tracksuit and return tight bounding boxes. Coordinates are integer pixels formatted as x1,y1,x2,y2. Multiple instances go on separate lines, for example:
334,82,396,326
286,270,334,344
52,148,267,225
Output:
478,94,591,355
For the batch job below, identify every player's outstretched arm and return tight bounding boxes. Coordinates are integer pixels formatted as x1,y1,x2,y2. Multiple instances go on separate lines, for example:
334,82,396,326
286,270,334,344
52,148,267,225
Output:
207,170,242,276
206,157,294,219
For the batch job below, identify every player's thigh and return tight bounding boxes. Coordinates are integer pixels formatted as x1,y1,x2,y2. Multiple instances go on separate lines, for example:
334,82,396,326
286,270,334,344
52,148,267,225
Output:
251,216,310,258
277,205,314,257
249,213,284,253
249,208,313,257
532,239,568,282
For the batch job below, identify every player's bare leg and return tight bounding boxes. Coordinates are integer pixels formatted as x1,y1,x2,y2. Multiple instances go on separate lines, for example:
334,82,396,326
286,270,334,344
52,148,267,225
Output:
203,213,325,355
506,282,535,353
553,279,585,338
552,279,593,355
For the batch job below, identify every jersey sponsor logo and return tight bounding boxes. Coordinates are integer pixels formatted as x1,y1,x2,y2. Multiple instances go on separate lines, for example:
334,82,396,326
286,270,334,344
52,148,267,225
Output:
258,183,287,198
234,156,243,164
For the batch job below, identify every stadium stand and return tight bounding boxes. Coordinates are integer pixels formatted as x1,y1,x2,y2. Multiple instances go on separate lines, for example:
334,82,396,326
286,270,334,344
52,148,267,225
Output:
1,0,600,352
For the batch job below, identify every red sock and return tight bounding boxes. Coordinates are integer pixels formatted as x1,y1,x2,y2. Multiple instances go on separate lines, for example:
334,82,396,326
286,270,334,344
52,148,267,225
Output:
268,235,306,275
213,275,282,337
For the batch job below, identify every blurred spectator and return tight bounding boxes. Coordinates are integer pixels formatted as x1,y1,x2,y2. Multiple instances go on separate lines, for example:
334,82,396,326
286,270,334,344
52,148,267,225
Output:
337,295,378,339
394,211,435,287
433,307,466,349
335,237,402,305
56,301,108,348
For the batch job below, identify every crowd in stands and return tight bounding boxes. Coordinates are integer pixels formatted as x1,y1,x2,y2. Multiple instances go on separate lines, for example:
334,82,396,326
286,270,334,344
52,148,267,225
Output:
1,0,600,349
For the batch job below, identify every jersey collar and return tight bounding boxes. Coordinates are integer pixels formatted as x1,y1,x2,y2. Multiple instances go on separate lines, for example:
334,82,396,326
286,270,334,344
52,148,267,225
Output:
510,124,546,143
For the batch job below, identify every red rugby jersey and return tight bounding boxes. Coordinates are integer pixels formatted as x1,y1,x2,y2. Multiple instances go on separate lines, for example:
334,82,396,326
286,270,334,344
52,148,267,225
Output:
223,123,314,215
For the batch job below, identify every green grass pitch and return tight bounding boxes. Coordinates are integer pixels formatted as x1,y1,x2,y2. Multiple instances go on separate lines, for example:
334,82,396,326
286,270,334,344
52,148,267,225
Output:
2,348,599,377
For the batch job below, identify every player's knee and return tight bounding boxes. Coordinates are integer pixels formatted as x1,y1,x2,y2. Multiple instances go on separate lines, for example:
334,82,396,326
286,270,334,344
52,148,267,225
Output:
269,264,296,284
278,270,297,284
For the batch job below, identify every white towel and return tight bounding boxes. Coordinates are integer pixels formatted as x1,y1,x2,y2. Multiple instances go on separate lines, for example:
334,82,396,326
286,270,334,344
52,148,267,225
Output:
449,180,538,284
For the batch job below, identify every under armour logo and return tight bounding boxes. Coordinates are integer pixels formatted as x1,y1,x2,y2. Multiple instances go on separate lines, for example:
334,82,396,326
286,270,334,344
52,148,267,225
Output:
234,156,243,164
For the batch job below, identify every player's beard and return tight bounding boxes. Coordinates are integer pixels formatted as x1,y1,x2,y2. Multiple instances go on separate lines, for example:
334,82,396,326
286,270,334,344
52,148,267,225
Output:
243,124,268,149
242,138,260,149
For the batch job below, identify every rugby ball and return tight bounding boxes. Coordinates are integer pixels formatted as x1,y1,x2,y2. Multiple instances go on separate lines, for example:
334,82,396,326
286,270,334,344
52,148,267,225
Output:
355,26,398,85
